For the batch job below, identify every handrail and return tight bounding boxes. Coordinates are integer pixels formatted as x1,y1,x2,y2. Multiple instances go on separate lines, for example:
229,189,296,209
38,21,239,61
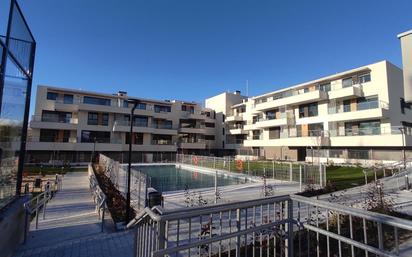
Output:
23,175,63,243
88,164,107,232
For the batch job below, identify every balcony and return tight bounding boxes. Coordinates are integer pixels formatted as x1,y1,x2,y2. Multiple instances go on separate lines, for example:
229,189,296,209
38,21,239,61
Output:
253,90,328,111
112,120,153,133
30,115,78,130
228,124,247,134
328,84,363,100
178,138,206,149
181,110,206,120
327,100,389,122
226,114,244,122
151,139,174,146
178,125,206,134
53,99,79,112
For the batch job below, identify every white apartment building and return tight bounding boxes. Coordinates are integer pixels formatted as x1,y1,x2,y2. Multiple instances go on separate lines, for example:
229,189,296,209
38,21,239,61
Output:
27,86,219,163
216,60,412,164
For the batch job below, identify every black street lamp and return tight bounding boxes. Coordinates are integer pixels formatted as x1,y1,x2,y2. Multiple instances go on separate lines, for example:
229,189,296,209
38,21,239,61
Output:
126,99,139,224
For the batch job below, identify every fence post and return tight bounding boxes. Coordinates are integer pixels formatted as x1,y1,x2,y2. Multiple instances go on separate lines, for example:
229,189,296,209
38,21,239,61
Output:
228,156,231,173
272,161,275,179
286,199,294,257
214,157,216,169
319,163,323,187
158,220,166,251
190,155,193,165
236,208,241,257
299,165,302,192
247,159,250,176
289,162,293,182
138,173,142,210
215,170,218,204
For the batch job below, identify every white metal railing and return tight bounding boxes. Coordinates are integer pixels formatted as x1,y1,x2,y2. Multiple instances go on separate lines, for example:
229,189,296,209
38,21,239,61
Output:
131,194,412,257
88,164,107,232
177,154,326,186
23,175,63,242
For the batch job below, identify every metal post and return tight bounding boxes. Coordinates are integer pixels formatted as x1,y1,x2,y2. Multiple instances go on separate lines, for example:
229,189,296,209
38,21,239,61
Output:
405,174,409,190
299,165,302,192
399,126,406,169
215,170,218,204
126,100,139,224
289,162,293,182
286,200,294,257
319,164,323,187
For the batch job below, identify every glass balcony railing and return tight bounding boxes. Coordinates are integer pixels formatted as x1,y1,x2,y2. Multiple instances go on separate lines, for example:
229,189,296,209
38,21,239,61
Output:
328,100,388,114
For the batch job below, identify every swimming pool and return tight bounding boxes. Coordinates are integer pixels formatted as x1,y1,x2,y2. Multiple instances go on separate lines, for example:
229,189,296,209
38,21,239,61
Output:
133,165,250,192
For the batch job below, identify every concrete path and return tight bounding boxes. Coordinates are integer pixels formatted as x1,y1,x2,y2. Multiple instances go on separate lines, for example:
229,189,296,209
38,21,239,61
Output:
13,172,134,257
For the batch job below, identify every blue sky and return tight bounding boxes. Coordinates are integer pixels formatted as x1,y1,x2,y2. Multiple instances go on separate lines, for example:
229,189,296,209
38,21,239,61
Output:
12,0,412,113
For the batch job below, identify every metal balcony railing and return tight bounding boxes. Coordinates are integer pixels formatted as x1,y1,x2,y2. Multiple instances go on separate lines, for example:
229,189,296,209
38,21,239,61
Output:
129,194,412,257
31,115,78,124
328,100,389,114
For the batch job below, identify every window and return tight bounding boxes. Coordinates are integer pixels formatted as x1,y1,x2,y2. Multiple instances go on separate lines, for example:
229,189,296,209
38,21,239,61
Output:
63,94,73,104
40,129,70,142
266,110,277,120
205,135,215,140
47,92,58,100
358,73,371,84
125,133,144,145
88,112,98,125
133,116,148,127
135,103,145,110
152,134,173,145
269,127,280,139
342,77,353,88
205,122,215,128
83,96,111,106
345,120,380,136
308,123,323,136
222,128,225,135
357,96,378,111
252,130,261,140
348,149,369,160
154,105,171,113
102,113,109,126
299,103,318,118
81,131,110,143
343,100,351,112
123,100,129,108
42,111,72,123
319,82,331,92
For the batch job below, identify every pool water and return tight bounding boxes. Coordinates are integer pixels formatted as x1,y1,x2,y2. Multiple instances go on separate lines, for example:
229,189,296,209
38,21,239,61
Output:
133,165,249,192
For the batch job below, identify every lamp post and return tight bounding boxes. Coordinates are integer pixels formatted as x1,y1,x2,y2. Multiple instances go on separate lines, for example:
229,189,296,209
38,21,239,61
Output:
126,99,139,224
399,126,406,169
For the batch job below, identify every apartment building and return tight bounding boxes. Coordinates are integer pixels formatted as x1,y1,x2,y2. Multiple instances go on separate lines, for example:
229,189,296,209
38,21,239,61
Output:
27,86,218,163
215,60,412,164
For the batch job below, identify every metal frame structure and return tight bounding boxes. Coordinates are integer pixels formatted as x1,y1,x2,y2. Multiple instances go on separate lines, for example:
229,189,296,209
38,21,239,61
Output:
130,194,412,257
0,0,36,201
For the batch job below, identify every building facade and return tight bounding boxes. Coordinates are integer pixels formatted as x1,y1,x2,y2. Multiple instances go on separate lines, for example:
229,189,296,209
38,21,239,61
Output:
28,61,412,165
217,60,412,164
27,86,219,163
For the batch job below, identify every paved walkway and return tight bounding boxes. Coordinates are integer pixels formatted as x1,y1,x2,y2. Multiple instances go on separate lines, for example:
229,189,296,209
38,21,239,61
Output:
13,172,134,257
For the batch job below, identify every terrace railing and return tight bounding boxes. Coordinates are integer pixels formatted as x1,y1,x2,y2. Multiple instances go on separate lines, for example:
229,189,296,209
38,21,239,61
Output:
130,194,412,257
177,154,326,187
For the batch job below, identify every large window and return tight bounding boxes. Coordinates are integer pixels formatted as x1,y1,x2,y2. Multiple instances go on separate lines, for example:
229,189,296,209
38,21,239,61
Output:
42,111,72,123
39,129,70,142
345,120,380,136
358,73,371,84
102,113,109,126
348,149,370,160
357,96,378,111
152,134,173,145
269,127,281,139
342,77,353,88
133,116,148,127
318,82,331,92
47,92,58,100
343,100,351,112
87,112,98,125
81,131,111,143
125,133,144,145
63,94,74,104
266,109,278,120
299,103,318,118
83,96,111,106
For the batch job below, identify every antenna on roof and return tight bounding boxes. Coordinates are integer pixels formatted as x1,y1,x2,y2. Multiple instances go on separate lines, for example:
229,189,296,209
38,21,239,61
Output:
246,80,249,97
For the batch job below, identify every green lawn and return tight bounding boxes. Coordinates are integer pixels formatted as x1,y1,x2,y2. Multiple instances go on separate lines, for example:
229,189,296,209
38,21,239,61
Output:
23,165,88,175
326,166,386,191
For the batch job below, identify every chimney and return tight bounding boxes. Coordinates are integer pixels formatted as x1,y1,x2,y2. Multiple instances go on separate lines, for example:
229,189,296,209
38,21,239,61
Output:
234,90,241,95
117,91,127,97
398,30,412,103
